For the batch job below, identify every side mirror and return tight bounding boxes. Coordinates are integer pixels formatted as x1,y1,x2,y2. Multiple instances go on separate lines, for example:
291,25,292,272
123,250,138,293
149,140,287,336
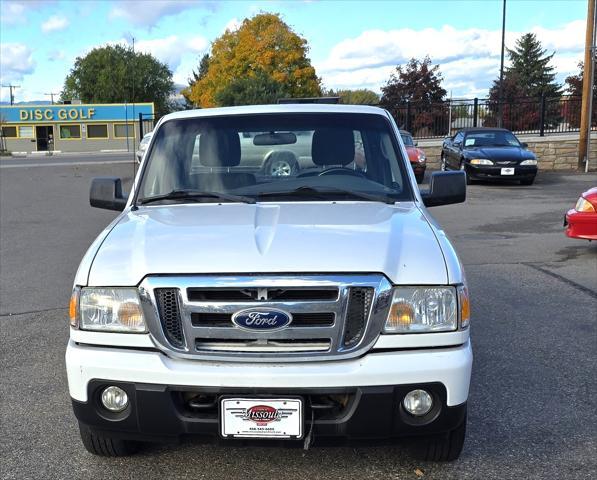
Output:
521,142,528,149
421,171,466,207
90,177,127,211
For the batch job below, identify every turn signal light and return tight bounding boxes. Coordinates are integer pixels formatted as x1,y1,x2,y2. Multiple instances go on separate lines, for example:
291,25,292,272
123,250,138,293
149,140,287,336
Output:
387,301,415,328
458,285,471,329
69,288,80,328
575,197,596,213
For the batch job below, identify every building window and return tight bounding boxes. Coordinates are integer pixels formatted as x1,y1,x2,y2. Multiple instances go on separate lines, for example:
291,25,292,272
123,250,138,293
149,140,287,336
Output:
113,123,134,138
87,124,108,139
18,126,35,138
60,124,81,139
1,126,18,138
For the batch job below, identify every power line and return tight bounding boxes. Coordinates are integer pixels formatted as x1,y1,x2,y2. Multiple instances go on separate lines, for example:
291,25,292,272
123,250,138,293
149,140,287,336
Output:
1,84,20,105
44,92,60,104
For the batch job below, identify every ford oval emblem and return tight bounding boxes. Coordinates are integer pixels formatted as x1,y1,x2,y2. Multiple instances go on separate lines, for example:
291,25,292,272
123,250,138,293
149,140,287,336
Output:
231,308,292,331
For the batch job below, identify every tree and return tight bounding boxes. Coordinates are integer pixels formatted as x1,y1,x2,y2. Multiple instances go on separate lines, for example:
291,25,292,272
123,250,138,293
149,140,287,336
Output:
187,13,321,107
379,56,447,135
182,53,210,107
486,33,562,130
214,70,287,106
61,44,174,117
326,89,380,105
563,59,597,127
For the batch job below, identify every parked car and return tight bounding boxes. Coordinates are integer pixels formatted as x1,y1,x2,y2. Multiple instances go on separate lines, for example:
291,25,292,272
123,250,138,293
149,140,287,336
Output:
136,132,153,163
441,128,537,185
67,103,471,461
564,187,597,240
400,130,427,184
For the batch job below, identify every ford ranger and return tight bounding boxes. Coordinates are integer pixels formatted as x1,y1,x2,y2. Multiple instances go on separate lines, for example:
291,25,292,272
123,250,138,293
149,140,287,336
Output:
66,104,471,461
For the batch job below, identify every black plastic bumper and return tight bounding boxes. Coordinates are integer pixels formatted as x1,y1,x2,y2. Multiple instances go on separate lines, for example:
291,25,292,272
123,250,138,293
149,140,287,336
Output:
467,164,537,180
72,380,467,445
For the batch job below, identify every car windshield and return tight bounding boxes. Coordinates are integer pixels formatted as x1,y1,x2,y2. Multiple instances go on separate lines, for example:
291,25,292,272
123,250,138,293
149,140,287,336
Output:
463,131,521,148
400,133,414,147
137,113,412,204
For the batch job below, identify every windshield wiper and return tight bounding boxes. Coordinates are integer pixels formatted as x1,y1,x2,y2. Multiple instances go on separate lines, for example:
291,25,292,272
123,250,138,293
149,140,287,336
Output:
139,189,256,205
256,186,397,205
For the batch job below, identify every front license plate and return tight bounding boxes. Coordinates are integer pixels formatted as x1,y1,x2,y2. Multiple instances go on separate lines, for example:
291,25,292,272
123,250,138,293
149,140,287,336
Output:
220,398,303,439
501,167,515,175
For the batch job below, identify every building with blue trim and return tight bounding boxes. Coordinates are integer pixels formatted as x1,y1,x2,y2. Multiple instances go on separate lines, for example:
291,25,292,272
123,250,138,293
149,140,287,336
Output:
0,102,154,153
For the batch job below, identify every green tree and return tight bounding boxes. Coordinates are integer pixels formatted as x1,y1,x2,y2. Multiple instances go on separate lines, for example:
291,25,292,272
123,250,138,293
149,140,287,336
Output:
188,13,321,107
326,89,379,105
564,58,597,127
61,44,174,117
379,56,447,135
182,53,210,107
489,33,561,100
214,70,287,106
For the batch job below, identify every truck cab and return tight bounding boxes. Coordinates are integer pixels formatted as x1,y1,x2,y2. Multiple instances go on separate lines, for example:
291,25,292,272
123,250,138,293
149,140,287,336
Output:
66,104,471,461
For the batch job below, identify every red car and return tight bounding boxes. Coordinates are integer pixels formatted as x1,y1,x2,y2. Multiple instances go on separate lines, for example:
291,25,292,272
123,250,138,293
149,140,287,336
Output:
400,130,427,184
565,187,597,240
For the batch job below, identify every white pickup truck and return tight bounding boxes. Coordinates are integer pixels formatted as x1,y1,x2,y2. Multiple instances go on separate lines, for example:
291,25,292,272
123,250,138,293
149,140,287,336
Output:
66,103,471,461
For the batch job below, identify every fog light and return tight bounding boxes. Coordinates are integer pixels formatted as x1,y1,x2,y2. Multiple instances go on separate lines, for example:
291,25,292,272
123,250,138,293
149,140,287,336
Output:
403,389,433,416
100,386,128,412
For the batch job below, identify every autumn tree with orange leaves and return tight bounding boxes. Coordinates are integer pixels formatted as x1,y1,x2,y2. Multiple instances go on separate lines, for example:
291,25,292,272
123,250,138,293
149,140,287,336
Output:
187,13,321,107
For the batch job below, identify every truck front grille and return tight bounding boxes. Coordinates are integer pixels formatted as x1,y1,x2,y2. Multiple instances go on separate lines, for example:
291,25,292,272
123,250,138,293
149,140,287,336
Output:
144,274,392,362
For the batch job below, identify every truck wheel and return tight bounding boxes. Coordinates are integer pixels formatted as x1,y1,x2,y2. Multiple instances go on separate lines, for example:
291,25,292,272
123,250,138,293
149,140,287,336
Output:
78,423,139,456
264,151,298,177
414,412,467,461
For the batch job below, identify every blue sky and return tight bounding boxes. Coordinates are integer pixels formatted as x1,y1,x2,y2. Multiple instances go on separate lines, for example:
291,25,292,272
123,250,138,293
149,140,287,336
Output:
0,0,589,103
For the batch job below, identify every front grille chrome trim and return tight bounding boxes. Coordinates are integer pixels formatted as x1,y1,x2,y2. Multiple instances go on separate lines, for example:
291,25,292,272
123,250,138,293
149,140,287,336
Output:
139,274,393,363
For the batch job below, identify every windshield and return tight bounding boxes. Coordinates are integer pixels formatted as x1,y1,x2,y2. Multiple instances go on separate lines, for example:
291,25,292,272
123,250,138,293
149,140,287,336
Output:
137,113,412,204
464,130,521,148
400,133,414,147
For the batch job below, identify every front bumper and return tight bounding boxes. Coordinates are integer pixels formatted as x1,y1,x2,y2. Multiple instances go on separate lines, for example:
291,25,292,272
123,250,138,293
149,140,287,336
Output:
66,340,472,442
565,209,597,240
467,164,537,180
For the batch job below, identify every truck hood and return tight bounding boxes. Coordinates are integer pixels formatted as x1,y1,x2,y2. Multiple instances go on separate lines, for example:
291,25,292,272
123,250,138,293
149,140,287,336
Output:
87,202,448,286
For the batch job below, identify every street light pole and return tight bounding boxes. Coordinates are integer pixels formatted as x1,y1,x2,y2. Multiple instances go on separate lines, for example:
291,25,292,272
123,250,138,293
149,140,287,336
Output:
498,0,507,128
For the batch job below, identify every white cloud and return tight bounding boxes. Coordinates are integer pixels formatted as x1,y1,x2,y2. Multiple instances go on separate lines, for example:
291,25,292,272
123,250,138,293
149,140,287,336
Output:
135,35,208,71
109,0,213,28
223,17,241,33
317,21,585,97
41,14,69,33
0,43,36,83
1,1,56,25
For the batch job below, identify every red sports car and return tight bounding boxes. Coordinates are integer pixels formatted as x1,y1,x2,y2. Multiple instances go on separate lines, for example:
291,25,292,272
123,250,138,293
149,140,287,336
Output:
565,187,597,240
400,130,427,184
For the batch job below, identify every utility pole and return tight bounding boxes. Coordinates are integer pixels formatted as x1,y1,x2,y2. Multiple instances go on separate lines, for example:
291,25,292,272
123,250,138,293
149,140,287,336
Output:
44,92,59,104
579,0,597,170
498,0,507,127
2,85,20,105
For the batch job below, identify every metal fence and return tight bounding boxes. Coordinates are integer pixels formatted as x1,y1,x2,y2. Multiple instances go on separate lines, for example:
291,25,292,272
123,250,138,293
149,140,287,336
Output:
139,112,156,139
387,95,597,139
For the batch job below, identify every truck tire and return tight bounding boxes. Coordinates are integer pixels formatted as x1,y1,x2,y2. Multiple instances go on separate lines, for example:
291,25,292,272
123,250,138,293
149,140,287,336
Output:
263,151,298,177
78,423,139,456
414,412,467,462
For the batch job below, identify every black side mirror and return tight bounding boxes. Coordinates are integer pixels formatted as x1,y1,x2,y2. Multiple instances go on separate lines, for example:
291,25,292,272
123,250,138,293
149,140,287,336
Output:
521,142,528,149
421,171,466,207
90,177,127,211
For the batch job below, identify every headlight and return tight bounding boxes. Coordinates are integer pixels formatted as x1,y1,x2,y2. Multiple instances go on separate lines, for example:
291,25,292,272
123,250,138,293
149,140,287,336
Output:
575,197,596,213
78,288,146,333
520,159,537,166
469,159,493,165
417,153,426,163
385,286,459,333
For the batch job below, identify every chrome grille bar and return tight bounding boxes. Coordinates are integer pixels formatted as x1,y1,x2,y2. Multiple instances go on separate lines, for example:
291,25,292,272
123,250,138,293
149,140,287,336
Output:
140,274,392,363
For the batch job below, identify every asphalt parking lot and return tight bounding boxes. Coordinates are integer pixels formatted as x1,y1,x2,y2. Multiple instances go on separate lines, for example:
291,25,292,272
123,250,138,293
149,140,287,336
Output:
1,154,596,480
